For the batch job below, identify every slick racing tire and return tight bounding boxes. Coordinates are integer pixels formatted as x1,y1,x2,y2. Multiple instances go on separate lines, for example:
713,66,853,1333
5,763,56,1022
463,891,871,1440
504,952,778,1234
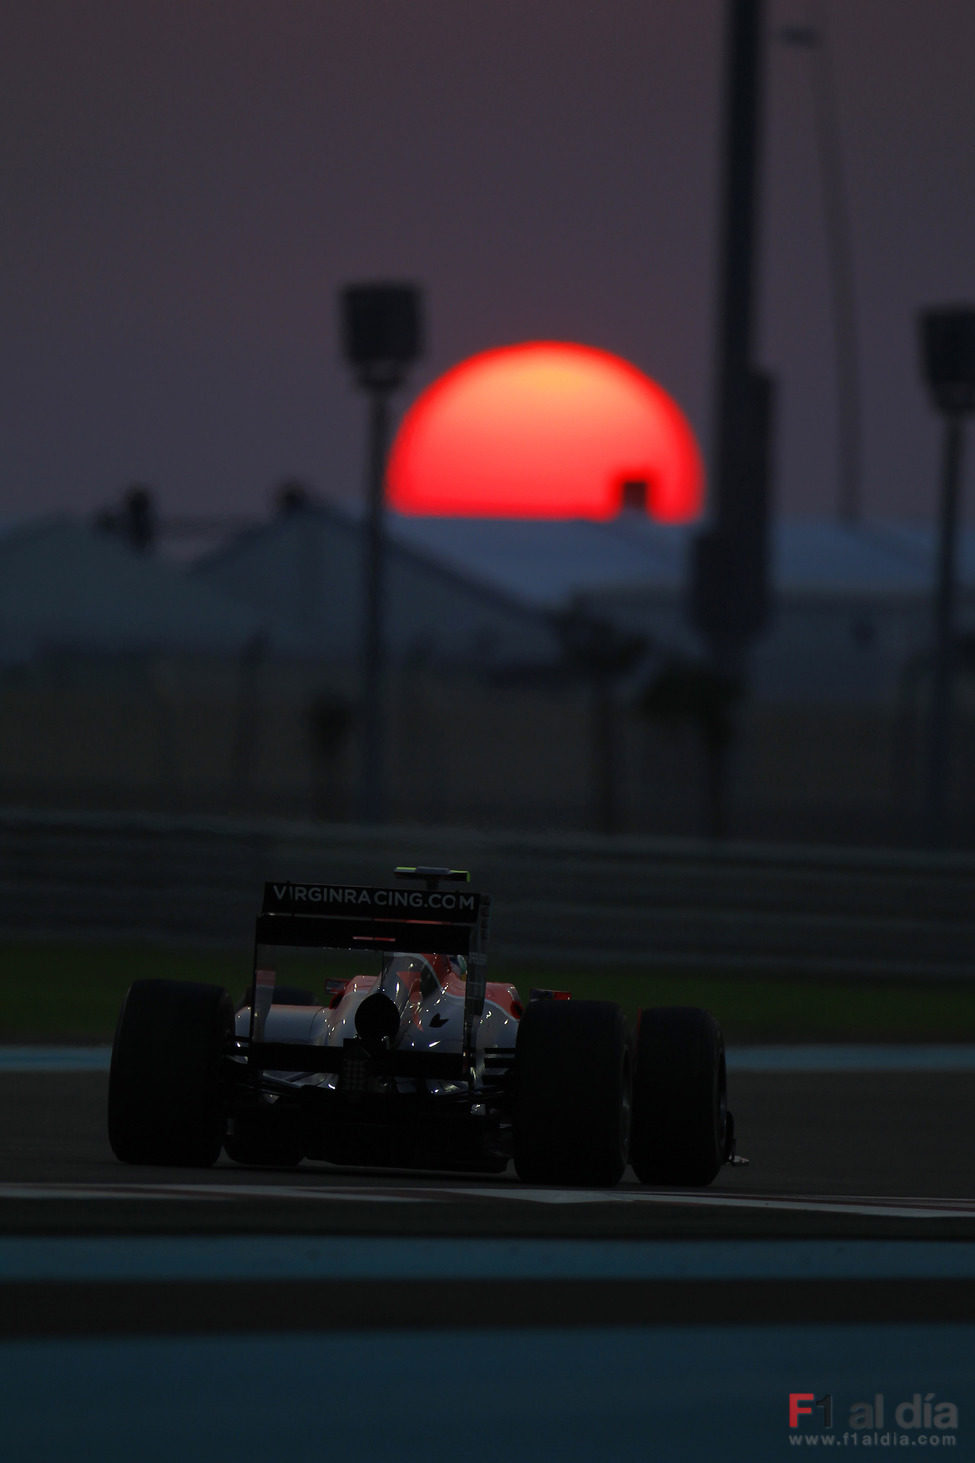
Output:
108,979,234,1167
629,1006,727,1186
514,999,631,1187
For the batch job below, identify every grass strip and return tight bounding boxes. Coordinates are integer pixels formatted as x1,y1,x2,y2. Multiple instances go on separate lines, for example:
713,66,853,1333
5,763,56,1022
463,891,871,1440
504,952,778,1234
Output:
2,942,974,1045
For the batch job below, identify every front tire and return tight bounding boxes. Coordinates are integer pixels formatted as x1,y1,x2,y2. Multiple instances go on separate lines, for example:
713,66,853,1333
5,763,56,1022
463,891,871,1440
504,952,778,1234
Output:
630,1006,727,1186
513,999,631,1187
108,979,233,1167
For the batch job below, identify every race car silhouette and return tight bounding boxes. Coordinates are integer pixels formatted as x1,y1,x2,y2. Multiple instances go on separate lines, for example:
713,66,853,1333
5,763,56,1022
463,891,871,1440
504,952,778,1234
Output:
108,867,737,1186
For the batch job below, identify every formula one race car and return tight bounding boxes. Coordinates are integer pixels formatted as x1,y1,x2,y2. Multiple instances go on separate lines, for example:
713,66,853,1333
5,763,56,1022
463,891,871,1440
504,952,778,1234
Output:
108,867,737,1186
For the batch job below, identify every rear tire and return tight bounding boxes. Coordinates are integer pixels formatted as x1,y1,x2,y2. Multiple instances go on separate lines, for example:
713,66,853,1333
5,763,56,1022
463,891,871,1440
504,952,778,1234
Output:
630,1006,727,1186
513,999,631,1187
108,979,233,1167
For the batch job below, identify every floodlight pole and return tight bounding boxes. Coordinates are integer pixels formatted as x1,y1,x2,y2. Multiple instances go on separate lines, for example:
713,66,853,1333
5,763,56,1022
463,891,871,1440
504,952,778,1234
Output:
360,384,394,823
690,0,772,839
340,283,423,824
926,410,965,845
918,305,975,847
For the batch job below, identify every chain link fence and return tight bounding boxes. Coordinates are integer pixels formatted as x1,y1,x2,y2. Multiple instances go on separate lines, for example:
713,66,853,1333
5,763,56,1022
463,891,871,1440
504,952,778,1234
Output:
0,809,972,978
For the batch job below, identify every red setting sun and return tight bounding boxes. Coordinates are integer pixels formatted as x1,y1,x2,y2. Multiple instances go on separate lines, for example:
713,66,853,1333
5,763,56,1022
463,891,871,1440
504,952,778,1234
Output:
387,341,703,521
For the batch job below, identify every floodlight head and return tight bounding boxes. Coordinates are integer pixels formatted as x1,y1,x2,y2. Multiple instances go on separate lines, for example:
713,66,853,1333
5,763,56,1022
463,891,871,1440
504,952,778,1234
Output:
340,282,423,390
919,306,975,415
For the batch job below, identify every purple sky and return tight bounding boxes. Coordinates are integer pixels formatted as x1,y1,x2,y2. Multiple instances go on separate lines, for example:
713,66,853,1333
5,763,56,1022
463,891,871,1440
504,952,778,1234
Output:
3,0,975,529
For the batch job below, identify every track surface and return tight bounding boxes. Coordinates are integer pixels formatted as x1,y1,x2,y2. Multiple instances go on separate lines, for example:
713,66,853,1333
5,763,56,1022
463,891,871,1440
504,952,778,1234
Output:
3,1067,975,1239
4,1066,975,1461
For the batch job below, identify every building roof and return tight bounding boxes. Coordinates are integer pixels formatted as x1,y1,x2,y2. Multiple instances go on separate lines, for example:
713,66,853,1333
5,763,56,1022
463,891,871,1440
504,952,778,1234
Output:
0,516,304,663
189,500,562,668
384,513,975,705
4,508,971,707
388,513,975,603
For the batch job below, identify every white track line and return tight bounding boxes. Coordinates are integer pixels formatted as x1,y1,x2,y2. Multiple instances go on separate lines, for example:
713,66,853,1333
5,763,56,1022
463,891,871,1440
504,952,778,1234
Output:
2,1180,975,1219
7,1045,975,1073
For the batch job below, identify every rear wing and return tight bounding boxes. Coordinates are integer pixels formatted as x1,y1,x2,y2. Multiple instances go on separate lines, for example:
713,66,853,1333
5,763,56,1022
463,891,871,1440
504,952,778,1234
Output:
256,881,488,960
253,875,493,1077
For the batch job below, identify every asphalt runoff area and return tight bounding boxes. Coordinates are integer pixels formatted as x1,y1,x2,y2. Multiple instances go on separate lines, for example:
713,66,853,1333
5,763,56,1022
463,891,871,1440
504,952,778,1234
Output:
2,1066,975,1244
3,1065,974,1463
